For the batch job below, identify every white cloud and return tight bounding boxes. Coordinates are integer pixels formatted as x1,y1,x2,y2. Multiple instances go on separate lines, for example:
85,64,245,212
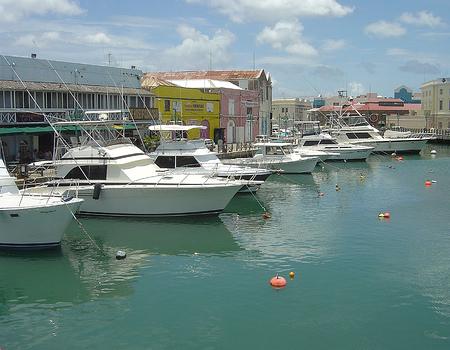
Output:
400,11,443,28
0,0,83,22
257,20,317,57
15,31,62,48
321,39,346,52
83,32,113,45
386,48,410,56
365,21,406,38
348,82,365,96
163,25,235,69
185,0,353,23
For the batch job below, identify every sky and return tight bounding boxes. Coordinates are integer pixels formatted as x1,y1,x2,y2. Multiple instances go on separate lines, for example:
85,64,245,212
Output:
0,0,449,98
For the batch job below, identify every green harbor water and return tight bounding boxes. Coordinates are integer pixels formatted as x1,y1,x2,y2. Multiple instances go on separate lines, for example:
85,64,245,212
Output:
1,144,450,349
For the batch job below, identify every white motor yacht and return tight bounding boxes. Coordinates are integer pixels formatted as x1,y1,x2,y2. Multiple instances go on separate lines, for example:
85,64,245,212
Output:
29,137,245,217
0,159,83,249
296,133,374,161
330,116,432,154
223,142,319,174
148,125,272,193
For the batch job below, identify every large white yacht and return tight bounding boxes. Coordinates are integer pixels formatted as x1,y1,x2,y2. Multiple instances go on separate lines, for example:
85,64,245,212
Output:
296,133,374,161
330,117,432,154
148,125,272,193
28,123,245,217
0,159,83,249
223,142,319,174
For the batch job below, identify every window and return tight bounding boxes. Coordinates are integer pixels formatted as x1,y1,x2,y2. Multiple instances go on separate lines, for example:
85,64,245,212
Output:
440,89,443,95
0,91,3,108
247,107,252,117
303,140,320,146
346,132,372,139
64,165,107,180
176,156,201,168
51,92,58,108
57,93,62,108
439,100,443,110
4,91,11,108
154,156,175,168
129,96,137,108
228,99,235,116
15,91,24,108
438,122,443,129
164,100,170,112
319,139,336,145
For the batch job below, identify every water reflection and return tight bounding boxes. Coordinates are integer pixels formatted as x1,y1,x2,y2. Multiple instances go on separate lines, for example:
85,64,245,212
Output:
0,217,241,308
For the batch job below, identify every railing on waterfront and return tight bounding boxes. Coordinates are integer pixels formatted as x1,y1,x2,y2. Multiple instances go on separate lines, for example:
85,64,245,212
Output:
385,127,450,141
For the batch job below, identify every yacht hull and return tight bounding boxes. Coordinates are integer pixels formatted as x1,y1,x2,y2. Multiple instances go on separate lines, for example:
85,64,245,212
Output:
237,157,318,174
322,147,373,161
350,139,428,154
0,197,82,249
43,183,242,217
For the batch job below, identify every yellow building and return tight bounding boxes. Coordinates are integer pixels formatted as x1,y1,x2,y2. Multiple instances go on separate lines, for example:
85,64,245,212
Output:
142,77,220,140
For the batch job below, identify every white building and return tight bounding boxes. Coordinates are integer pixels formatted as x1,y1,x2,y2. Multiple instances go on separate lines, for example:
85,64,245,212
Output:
421,78,450,130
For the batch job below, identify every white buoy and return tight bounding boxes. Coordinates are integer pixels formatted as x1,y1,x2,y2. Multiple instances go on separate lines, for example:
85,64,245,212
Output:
116,250,127,260
430,150,437,155
391,152,397,157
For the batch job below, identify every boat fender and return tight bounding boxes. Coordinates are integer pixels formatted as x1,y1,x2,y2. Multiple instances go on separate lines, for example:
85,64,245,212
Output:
93,183,103,200
62,195,74,202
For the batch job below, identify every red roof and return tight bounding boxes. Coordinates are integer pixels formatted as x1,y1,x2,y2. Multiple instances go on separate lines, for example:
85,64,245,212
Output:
146,70,268,81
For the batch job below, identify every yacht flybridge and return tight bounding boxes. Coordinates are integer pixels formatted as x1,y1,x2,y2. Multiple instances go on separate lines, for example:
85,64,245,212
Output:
148,124,272,193
0,159,83,249
27,115,245,217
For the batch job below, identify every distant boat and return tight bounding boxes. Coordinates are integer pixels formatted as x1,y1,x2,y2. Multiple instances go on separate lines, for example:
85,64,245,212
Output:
223,141,319,174
0,159,83,249
148,124,272,193
332,123,431,154
296,132,373,161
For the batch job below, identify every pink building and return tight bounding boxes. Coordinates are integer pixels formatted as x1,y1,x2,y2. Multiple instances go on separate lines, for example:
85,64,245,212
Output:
220,88,259,144
160,78,260,144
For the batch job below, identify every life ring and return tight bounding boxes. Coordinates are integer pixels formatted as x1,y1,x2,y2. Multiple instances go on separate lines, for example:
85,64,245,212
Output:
369,114,379,123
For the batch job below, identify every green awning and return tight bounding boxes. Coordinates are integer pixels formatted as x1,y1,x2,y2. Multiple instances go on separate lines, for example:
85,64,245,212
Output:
0,124,137,135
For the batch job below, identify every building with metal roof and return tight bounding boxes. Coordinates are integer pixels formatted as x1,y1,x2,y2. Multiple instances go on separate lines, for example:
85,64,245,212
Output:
0,54,156,165
146,69,273,136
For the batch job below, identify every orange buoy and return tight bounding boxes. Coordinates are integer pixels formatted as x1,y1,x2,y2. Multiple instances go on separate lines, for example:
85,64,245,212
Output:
289,271,295,279
425,180,432,187
383,212,391,218
396,156,404,161
262,212,271,219
270,274,287,288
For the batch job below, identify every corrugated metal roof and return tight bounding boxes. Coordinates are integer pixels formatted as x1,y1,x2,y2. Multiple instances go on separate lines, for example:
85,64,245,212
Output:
168,79,242,90
146,69,267,81
0,55,143,88
141,75,178,88
0,80,152,95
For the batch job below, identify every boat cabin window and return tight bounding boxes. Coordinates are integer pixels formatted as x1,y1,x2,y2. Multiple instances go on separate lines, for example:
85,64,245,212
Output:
319,139,336,145
266,146,285,155
176,156,201,168
154,156,175,169
303,140,320,146
346,132,372,139
64,165,107,180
